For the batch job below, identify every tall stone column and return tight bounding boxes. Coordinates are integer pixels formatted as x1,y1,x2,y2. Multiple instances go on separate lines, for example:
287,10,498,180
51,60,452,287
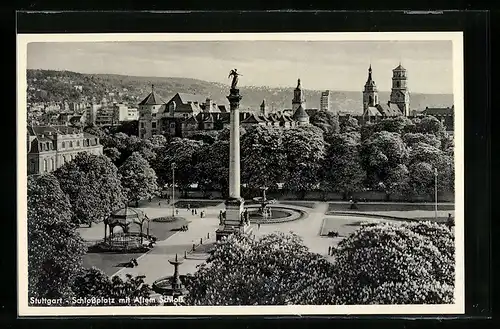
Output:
216,88,252,241
228,90,242,199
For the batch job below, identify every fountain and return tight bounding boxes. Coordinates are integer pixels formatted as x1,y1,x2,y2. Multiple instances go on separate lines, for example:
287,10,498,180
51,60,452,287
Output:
252,186,276,220
152,253,189,305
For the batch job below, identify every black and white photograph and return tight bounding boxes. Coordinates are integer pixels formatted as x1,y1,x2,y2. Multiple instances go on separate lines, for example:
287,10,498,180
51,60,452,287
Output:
17,32,464,316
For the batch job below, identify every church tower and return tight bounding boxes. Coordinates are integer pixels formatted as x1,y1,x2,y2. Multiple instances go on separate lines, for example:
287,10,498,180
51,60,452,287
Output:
292,79,306,112
362,65,379,114
389,63,410,116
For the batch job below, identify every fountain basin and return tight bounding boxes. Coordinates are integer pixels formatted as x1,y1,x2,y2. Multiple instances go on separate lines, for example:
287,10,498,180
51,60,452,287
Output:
244,205,305,224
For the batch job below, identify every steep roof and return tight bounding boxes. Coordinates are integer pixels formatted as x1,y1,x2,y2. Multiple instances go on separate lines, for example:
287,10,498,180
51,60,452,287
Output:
366,107,382,116
292,105,309,120
218,105,228,113
393,64,406,71
176,93,208,105
242,113,264,124
139,86,165,106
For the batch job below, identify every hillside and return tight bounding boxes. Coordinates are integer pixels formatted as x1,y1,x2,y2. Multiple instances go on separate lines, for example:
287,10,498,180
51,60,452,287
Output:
26,69,454,114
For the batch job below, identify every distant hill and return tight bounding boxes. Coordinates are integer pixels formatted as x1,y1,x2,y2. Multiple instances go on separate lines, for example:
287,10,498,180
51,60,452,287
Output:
26,69,454,114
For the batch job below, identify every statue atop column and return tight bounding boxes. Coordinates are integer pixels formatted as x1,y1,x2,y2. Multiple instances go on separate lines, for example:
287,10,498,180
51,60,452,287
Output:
228,69,242,90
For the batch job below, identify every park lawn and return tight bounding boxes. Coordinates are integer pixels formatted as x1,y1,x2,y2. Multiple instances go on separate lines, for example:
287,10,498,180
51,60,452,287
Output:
320,215,451,237
327,202,455,214
174,200,223,208
83,218,188,276
278,201,317,209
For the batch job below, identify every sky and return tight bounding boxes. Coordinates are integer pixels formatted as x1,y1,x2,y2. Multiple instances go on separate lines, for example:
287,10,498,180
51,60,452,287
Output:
27,40,454,94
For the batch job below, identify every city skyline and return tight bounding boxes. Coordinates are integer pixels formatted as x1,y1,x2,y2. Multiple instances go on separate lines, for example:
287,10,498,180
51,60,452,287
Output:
27,40,453,94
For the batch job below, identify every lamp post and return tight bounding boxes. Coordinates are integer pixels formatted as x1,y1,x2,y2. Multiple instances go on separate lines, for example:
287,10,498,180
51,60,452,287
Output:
172,162,176,218
434,167,438,221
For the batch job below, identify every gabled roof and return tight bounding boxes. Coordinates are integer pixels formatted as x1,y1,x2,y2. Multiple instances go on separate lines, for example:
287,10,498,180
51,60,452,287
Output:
176,93,208,105
366,107,382,116
183,115,198,124
139,87,165,106
242,113,264,124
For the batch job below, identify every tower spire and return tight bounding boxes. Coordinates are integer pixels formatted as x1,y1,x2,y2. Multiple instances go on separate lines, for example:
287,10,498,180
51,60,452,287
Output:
297,78,301,89
151,84,155,92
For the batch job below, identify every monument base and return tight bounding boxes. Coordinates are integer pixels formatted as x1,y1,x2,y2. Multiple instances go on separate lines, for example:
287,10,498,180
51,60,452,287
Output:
216,197,253,241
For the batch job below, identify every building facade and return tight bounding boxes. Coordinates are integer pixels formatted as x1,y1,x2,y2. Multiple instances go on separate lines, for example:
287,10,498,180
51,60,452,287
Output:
320,90,331,112
389,64,410,116
27,125,103,175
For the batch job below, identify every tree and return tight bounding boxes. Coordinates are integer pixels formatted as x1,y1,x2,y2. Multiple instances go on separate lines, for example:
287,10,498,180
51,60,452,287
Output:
321,132,366,197
148,134,168,149
402,132,441,149
361,131,409,189
331,221,455,304
119,152,159,206
372,116,413,134
186,233,337,305
54,153,125,226
309,110,340,135
282,127,326,196
153,137,203,190
103,147,121,164
193,140,229,197
72,268,155,306
112,120,139,136
415,115,445,136
28,174,87,301
340,116,359,133
384,163,410,195
241,125,286,189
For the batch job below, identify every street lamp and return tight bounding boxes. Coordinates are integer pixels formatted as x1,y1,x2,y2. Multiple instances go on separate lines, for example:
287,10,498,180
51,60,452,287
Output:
172,162,176,218
434,167,438,221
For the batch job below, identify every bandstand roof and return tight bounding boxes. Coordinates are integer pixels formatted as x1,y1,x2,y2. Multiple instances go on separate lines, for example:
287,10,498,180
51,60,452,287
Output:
108,207,148,226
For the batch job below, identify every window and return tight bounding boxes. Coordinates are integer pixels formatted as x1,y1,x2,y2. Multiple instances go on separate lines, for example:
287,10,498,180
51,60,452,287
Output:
29,160,35,172
46,142,50,150
62,142,65,149
50,158,54,171
69,141,73,148
62,155,66,163
140,122,145,128
77,141,80,147
396,81,400,88
170,123,175,128
152,113,156,117
152,121,157,129
43,159,47,172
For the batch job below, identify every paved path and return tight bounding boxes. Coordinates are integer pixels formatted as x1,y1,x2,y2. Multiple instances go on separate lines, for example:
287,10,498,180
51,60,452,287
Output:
112,203,225,284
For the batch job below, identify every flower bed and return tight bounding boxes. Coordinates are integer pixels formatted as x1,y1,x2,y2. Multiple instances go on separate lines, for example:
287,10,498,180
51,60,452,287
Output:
152,216,185,223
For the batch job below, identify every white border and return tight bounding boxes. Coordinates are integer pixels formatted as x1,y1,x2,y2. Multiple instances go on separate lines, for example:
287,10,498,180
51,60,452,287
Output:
17,32,464,316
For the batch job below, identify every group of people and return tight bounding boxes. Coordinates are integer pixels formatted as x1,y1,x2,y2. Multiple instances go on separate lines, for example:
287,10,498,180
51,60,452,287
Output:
187,204,206,218
127,258,139,268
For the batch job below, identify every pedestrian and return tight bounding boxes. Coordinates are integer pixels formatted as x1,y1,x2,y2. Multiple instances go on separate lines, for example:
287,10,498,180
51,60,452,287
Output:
176,209,179,215
191,209,195,216
187,203,190,211
148,196,152,203
258,223,261,230
328,246,332,256
158,201,161,207
194,209,197,215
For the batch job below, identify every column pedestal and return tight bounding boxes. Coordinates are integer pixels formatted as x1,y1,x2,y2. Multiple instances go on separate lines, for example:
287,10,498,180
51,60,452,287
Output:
216,197,253,241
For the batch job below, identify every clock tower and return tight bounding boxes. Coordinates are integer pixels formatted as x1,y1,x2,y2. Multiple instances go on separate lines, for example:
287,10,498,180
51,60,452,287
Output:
389,63,410,116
